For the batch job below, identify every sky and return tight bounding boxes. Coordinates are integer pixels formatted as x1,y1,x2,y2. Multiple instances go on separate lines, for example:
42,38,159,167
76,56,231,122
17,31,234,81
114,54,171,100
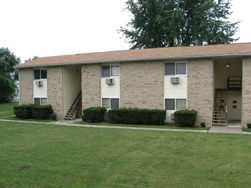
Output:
1,0,250,63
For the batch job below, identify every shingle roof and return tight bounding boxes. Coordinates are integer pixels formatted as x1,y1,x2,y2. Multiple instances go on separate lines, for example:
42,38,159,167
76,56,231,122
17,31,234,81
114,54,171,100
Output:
15,42,251,68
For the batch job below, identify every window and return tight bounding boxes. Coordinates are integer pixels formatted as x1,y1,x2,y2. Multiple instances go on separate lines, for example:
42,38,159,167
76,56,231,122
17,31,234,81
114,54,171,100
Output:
34,98,47,105
102,98,119,109
101,65,120,77
165,99,186,110
165,62,186,75
34,69,47,80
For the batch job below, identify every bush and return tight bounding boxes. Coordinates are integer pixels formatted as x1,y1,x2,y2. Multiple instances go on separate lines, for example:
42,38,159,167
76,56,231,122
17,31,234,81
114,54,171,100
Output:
247,123,251,128
13,104,34,119
174,109,197,127
200,122,206,128
108,108,166,125
50,113,57,120
82,107,106,122
32,105,53,119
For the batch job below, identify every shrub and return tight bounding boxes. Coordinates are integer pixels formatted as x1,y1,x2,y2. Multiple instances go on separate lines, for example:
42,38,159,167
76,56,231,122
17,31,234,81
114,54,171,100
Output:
174,109,197,127
200,122,206,128
82,107,106,122
247,123,251,128
13,104,34,119
108,108,166,125
50,113,57,120
32,105,53,119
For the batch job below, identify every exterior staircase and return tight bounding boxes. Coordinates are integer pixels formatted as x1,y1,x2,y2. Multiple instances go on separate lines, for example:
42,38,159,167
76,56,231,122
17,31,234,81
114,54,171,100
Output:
212,89,228,126
64,92,82,120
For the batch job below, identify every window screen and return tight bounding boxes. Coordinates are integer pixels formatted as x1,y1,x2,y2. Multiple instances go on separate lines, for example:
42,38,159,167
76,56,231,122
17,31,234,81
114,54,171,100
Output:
101,66,110,77
41,70,47,79
102,98,110,109
111,99,119,109
176,63,186,75
34,70,40,79
165,63,175,75
41,98,47,105
34,98,40,105
176,99,186,110
165,99,175,110
111,66,120,76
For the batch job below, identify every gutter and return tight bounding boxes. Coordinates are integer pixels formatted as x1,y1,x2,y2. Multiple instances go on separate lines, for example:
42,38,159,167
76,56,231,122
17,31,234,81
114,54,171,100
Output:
14,53,251,69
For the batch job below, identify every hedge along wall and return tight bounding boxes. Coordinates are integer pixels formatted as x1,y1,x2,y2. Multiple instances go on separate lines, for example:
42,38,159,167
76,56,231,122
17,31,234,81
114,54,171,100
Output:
13,104,53,120
108,108,166,125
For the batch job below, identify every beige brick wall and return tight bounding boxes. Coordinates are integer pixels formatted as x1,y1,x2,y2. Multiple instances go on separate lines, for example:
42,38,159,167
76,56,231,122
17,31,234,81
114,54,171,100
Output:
47,67,64,119
82,64,101,110
242,57,251,127
187,59,214,127
19,69,33,104
120,61,164,109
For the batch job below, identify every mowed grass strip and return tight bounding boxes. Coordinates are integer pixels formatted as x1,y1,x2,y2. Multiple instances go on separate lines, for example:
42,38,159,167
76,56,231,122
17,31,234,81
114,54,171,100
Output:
0,121,251,188
0,102,18,117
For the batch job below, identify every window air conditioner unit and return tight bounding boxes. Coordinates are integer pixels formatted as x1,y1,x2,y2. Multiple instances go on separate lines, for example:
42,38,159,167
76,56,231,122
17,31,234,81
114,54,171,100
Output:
106,78,114,85
36,81,43,87
170,77,180,84
170,113,175,120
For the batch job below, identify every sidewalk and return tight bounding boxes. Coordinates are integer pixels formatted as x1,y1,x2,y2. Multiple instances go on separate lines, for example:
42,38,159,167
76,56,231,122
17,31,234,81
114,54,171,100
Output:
209,126,243,134
1,118,250,134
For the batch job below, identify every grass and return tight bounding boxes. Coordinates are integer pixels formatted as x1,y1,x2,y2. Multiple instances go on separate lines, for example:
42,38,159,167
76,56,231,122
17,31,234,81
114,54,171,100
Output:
0,121,251,188
243,128,251,132
0,115,55,123
75,121,210,130
0,102,18,117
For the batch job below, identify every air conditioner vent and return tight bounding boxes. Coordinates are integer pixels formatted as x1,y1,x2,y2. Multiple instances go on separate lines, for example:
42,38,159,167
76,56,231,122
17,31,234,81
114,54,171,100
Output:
36,81,43,87
106,78,114,85
170,77,179,84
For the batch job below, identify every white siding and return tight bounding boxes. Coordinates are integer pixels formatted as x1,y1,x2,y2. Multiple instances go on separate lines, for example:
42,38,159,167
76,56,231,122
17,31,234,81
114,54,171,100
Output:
228,90,242,120
101,77,120,98
33,80,47,98
164,76,187,98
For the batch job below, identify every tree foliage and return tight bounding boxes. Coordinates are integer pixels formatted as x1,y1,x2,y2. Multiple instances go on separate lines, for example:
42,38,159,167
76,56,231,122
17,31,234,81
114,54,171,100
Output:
25,56,38,62
0,47,20,103
120,0,239,49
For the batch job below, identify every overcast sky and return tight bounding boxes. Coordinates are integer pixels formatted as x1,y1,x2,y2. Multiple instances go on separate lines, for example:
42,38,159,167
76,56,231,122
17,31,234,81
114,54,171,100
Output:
1,0,250,63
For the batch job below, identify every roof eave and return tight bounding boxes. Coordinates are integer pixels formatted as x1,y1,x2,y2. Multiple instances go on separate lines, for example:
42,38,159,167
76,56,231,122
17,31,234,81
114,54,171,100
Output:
14,53,251,69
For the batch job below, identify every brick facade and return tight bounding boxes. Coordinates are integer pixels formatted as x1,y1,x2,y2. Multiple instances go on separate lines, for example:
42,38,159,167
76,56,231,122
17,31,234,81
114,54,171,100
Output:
82,64,101,109
120,61,164,109
187,59,214,127
19,69,33,104
242,57,251,127
47,67,64,119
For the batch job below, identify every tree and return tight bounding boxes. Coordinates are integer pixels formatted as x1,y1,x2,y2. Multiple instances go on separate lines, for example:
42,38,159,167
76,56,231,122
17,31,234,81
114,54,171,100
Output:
0,47,20,103
25,56,38,62
119,0,239,49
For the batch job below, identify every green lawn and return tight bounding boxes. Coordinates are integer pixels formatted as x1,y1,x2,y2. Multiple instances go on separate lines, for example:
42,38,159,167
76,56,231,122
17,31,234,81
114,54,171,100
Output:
0,121,251,188
0,102,18,117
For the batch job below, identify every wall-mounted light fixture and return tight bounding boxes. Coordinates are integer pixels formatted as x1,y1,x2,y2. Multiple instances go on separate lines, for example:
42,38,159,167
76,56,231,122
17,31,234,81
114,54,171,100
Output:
226,58,230,68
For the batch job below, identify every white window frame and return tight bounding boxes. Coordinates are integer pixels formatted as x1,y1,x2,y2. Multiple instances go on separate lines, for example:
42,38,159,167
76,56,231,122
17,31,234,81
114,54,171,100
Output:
101,98,120,110
165,98,187,111
34,98,47,105
34,69,47,80
165,62,187,76
101,65,120,78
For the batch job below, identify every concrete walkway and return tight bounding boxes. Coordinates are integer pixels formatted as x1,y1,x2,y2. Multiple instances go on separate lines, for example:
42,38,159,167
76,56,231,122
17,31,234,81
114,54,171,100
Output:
1,118,250,134
209,126,243,134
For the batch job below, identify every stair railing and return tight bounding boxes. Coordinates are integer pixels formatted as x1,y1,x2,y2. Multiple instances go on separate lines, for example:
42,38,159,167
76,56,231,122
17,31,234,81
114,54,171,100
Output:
225,88,228,126
72,92,81,109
